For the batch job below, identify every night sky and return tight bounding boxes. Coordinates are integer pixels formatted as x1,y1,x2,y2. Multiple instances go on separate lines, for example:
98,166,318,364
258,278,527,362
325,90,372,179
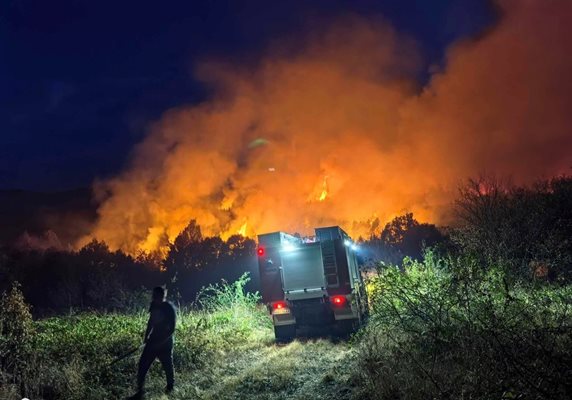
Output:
0,0,495,190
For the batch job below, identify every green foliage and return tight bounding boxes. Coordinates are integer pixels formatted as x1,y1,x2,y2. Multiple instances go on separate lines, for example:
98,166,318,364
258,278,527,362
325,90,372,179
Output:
0,282,35,395
195,273,268,340
196,273,259,311
357,252,572,400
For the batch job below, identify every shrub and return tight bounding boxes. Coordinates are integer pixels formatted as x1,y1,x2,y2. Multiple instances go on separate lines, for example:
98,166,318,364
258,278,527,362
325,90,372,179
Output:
194,272,270,345
356,253,572,400
454,176,572,281
0,282,35,395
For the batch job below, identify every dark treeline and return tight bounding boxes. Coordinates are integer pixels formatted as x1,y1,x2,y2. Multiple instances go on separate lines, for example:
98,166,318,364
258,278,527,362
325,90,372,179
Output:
0,241,162,315
363,175,572,282
163,221,259,303
1,176,570,315
361,212,448,266
0,215,445,315
0,230,258,315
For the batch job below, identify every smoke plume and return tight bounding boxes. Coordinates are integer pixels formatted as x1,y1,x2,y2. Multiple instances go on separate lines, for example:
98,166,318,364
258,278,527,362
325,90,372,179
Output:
85,0,572,255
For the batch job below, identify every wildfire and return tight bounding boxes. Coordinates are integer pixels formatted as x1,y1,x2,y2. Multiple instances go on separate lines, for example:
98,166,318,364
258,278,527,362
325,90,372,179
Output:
83,3,572,255
237,221,248,237
318,177,329,202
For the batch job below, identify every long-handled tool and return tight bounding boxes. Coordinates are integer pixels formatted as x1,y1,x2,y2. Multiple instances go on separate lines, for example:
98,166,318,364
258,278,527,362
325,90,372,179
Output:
105,344,144,368
105,332,173,368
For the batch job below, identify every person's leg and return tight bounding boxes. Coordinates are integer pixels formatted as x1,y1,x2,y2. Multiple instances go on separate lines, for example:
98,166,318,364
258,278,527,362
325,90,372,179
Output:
136,345,156,394
157,345,175,391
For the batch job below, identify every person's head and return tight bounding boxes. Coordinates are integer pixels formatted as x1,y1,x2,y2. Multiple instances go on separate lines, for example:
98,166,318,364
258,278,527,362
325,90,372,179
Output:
152,286,166,304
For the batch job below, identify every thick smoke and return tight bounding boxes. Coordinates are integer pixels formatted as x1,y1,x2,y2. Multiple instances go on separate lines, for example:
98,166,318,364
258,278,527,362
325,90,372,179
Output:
85,0,572,255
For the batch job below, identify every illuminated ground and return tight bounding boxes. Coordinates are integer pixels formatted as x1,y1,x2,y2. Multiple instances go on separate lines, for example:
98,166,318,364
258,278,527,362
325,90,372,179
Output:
142,335,356,400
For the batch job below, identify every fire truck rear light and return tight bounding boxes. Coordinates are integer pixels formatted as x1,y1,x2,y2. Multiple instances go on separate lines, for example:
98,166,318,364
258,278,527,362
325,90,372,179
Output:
272,301,287,310
257,247,265,256
331,295,346,306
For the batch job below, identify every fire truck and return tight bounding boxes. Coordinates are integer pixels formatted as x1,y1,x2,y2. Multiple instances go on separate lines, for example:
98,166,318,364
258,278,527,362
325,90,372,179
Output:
257,226,368,341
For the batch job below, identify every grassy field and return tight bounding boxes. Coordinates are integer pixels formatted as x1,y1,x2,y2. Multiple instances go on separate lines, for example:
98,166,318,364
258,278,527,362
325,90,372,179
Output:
24,313,355,400
0,276,358,400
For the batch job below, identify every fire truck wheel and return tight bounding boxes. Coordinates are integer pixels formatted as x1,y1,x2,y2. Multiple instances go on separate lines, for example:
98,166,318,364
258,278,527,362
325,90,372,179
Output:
274,324,296,342
334,319,358,338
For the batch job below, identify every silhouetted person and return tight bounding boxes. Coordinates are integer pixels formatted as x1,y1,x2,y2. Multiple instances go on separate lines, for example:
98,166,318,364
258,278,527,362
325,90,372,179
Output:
129,286,176,399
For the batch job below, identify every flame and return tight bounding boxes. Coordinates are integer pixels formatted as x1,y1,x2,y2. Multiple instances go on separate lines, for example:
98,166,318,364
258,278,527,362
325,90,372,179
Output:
318,177,329,202
82,3,572,255
237,221,248,237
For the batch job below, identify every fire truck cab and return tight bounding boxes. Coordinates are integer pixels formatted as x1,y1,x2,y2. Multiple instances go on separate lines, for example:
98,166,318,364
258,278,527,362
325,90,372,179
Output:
257,226,367,341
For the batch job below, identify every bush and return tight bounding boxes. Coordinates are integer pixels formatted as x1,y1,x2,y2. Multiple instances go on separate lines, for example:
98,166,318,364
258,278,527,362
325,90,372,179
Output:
356,252,572,400
193,272,271,346
0,282,35,396
455,176,572,281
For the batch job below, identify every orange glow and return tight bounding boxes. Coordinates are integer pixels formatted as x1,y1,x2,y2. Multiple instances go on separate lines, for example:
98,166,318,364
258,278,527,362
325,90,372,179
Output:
81,2,572,255
318,177,329,202
237,221,248,236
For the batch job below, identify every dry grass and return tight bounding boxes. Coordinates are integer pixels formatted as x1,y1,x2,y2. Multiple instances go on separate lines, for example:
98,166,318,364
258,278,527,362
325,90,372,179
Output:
140,338,355,400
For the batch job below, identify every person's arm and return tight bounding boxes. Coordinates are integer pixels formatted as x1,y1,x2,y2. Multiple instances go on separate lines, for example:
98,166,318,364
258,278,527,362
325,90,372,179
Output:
143,316,153,343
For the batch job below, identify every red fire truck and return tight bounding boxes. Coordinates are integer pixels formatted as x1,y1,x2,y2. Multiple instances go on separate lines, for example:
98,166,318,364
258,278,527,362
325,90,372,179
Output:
257,226,368,341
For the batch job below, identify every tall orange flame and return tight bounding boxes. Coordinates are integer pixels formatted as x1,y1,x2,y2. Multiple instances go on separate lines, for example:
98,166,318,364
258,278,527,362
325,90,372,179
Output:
237,222,248,237
318,177,329,202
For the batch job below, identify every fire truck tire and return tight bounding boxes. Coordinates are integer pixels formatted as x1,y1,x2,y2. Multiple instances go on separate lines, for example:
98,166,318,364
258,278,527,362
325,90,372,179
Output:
335,319,359,338
274,324,296,342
